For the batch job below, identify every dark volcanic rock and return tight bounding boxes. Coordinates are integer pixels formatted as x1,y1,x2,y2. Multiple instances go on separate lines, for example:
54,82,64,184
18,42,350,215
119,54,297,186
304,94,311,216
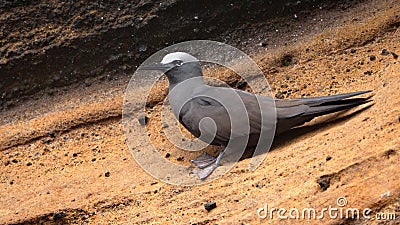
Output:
138,115,148,126
381,49,390,56
369,55,376,61
53,212,67,220
275,91,284,99
317,175,331,191
204,202,217,211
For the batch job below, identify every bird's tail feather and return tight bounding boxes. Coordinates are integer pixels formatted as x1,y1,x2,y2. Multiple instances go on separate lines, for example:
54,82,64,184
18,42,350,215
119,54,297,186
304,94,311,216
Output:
296,90,372,106
276,90,372,134
303,97,372,117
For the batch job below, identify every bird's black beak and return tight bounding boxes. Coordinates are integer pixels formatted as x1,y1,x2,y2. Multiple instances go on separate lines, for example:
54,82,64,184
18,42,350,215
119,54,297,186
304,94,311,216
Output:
140,63,173,72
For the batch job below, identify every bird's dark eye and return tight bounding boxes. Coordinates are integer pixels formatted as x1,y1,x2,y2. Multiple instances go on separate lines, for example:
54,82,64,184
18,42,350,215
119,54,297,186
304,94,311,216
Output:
174,60,183,66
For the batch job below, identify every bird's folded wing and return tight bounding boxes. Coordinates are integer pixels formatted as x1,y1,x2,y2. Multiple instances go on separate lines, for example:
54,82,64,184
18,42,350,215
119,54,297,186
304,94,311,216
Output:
178,87,276,144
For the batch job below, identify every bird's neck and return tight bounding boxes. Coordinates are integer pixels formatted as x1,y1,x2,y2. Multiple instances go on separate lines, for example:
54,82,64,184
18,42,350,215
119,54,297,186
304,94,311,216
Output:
168,76,205,118
168,74,205,91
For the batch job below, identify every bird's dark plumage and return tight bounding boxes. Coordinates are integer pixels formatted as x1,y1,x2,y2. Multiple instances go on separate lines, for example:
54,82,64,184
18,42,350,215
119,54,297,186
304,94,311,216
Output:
143,52,372,179
274,90,372,134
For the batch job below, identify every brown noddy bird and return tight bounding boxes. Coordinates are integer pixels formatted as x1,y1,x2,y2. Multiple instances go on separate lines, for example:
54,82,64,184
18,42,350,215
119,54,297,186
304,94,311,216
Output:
142,52,372,180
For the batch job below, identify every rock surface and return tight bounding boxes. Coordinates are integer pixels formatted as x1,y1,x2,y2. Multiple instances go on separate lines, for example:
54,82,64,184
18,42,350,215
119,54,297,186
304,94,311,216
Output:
1,0,400,224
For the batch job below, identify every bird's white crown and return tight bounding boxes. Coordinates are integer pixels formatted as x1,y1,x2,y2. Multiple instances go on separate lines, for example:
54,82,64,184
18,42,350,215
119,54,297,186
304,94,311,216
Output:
161,52,199,65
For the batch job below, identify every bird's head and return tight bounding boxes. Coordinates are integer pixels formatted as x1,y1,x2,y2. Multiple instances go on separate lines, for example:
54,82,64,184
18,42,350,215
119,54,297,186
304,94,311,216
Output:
142,52,203,85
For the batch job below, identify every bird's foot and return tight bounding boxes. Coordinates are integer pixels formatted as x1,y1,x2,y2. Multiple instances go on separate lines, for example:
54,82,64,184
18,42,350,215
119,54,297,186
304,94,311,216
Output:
197,164,218,180
191,152,216,169
191,151,225,180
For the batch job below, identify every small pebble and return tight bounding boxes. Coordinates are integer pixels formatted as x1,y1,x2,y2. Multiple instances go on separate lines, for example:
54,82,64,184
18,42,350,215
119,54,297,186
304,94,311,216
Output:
236,80,247,89
326,156,332,161
81,215,89,220
391,52,399,59
177,156,184,161
26,162,32,166
204,202,217,211
257,42,267,47
105,171,110,177
162,122,169,129
381,49,390,56
369,55,376,61
165,153,171,158
53,212,67,220
317,176,331,191
362,117,370,122
48,131,55,138
350,49,357,53
138,115,148,126
42,139,51,144
364,70,372,75
138,44,147,52
275,91,284,99
12,159,18,163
